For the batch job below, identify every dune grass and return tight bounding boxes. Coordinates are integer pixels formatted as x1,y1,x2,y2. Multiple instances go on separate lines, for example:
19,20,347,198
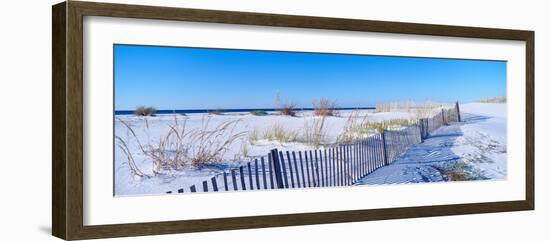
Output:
302,115,328,148
278,103,296,116
248,127,260,145
262,124,299,143
335,110,418,144
116,116,245,177
313,98,337,117
275,92,297,116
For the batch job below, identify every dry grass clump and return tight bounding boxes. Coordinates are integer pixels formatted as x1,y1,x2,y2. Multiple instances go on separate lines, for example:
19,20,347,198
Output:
336,110,417,144
435,162,470,181
336,110,366,144
134,106,156,116
116,116,245,177
278,103,296,116
262,124,298,143
236,139,250,160
313,98,337,116
362,122,390,134
302,115,328,148
248,128,260,145
115,134,148,178
275,92,297,116
190,118,245,166
362,119,417,133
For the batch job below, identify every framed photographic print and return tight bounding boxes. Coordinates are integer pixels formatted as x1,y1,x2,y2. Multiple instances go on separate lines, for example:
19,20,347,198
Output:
52,1,534,240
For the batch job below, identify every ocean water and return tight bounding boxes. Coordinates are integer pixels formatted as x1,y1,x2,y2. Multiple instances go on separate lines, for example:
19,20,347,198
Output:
114,107,375,115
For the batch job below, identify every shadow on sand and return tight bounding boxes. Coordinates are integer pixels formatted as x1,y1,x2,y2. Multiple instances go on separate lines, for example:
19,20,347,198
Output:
356,112,492,185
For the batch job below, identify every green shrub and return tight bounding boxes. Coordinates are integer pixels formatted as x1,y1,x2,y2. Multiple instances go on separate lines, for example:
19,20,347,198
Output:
250,110,268,116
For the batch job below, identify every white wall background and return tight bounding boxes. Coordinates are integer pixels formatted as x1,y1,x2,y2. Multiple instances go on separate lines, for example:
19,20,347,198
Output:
0,0,547,240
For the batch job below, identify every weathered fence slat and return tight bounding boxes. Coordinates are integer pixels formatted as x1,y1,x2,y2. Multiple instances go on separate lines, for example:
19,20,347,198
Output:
292,151,301,188
211,177,218,192
255,159,260,190
261,157,267,189
456,101,461,122
375,134,381,169
339,145,344,186
349,144,354,183
239,166,246,190
298,151,306,188
358,141,363,178
349,144,355,184
324,149,329,187
310,150,317,187
371,136,377,170
270,150,283,189
381,132,389,166
342,145,346,185
359,142,363,179
247,162,254,190
304,151,312,187
361,141,366,177
354,143,359,180
316,150,323,187
341,145,345,186
365,140,370,174
268,154,274,189
203,181,208,192
286,151,295,188
223,172,229,191
231,169,238,191
366,140,370,176
350,144,354,184
331,147,338,187
344,145,351,186
278,151,289,188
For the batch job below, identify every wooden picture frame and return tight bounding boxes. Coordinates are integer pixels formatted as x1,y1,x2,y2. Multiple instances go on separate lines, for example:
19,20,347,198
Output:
52,1,534,240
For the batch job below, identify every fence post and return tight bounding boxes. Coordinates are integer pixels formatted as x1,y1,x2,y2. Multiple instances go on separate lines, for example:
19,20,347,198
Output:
419,118,425,141
455,101,461,122
381,131,389,165
417,121,423,143
270,149,285,189
441,108,446,125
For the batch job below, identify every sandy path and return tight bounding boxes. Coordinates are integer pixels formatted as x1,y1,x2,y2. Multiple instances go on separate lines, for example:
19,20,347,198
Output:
355,109,507,185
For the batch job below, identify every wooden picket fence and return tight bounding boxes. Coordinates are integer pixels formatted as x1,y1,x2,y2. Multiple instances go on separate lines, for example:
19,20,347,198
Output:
167,102,461,194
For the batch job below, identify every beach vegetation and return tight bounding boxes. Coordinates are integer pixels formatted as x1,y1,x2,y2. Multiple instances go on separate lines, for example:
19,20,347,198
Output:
263,124,298,143
116,116,245,176
134,106,157,116
250,110,268,116
302,115,328,148
313,98,337,116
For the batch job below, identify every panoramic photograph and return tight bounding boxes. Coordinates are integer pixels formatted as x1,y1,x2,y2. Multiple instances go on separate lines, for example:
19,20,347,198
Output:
113,44,507,196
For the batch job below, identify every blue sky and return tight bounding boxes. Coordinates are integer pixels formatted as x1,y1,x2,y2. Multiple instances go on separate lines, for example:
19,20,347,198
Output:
114,44,506,110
